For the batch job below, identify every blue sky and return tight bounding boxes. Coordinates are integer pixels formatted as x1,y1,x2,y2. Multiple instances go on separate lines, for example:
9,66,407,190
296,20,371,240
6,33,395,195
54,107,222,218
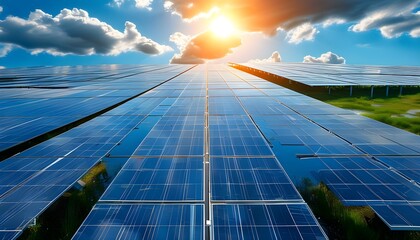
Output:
0,0,419,68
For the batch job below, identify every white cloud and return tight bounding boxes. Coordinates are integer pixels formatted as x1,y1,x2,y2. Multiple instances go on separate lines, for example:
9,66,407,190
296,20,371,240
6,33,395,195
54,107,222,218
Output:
303,51,346,64
169,31,241,64
0,66,5,69
0,6,3,13
0,44,12,57
286,23,318,44
110,0,125,7
350,7,420,38
249,51,282,63
322,18,346,27
135,0,153,10
0,8,172,57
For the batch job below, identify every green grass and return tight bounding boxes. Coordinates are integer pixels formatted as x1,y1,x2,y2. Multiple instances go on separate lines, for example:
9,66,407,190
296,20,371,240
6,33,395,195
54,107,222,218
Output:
323,94,420,134
298,179,420,240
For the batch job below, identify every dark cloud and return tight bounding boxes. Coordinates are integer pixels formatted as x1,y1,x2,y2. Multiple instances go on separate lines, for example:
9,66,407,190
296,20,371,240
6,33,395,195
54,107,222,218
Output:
170,31,241,64
0,8,172,57
165,0,420,38
303,51,346,64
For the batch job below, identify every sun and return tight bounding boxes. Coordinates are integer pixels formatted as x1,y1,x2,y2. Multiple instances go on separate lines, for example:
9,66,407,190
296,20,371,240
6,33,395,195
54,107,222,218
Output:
210,16,236,38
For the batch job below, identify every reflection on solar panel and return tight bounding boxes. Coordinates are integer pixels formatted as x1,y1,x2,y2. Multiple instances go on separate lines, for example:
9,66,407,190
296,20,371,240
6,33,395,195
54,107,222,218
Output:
0,65,191,155
225,65,420,232
0,63,418,238
213,204,326,240
101,157,203,201
73,65,326,239
240,62,420,86
0,65,193,238
371,204,420,231
211,157,301,201
73,204,204,239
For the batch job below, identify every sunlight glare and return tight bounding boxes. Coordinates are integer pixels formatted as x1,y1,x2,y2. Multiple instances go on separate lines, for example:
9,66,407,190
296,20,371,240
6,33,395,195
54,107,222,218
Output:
210,16,236,38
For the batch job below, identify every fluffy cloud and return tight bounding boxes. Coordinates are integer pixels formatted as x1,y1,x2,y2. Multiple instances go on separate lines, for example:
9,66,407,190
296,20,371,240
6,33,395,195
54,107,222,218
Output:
249,51,282,63
0,66,5,69
0,44,12,57
169,31,241,64
110,0,153,9
164,0,420,39
0,8,172,57
0,6,3,13
286,23,318,44
303,52,346,64
135,0,153,9
350,10,420,38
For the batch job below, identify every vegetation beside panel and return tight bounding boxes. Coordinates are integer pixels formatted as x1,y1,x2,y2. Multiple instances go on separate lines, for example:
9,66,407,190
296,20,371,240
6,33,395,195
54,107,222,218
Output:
298,179,420,240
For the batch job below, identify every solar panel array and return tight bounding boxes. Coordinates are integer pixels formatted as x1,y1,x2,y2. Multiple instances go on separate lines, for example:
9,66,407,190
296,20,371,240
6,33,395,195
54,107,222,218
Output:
240,62,420,86
0,63,418,238
0,65,193,239
0,65,190,154
73,65,327,240
228,66,420,231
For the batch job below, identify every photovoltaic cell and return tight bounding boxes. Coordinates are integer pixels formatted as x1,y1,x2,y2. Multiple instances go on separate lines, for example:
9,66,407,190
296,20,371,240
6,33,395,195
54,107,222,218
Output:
101,157,203,201
73,204,204,240
212,204,326,240
209,115,273,156
241,62,420,86
211,157,301,201
371,204,420,231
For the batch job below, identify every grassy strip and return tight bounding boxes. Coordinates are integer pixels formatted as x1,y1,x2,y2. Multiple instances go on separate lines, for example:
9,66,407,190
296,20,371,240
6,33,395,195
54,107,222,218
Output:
322,94,420,134
19,163,109,240
298,179,420,240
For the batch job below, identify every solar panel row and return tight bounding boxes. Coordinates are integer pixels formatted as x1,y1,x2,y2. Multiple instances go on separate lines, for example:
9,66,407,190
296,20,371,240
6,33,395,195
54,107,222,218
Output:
1,63,418,238
0,65,191,154
234,64,420,231
241,62,420,86
0,65,193,239
74,65,327,239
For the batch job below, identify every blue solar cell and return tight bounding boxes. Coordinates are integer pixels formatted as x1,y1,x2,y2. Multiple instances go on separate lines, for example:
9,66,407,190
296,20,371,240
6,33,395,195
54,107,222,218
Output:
101,157,203,201
73,204,204,240
211,157,300,201
209,115,273,156
134,116,204,156
0,231,20,240
371,204,420,231
212,204,326,240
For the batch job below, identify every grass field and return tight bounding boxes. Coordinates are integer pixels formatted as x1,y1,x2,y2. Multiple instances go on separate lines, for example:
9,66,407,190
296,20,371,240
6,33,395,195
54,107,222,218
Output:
306,88,420,135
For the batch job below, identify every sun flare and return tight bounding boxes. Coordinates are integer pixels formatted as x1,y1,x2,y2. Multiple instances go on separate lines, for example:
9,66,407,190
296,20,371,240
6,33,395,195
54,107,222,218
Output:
210,16,236,38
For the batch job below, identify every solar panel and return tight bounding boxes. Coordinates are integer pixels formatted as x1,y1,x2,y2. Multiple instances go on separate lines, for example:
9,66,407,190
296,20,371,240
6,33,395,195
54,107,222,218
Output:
371,204,420,231
375,156,420,183
212,204,326,240
73,204,204,240
240,62,420,86
316,157,420,205
0,65,192,155
3,63,418,238
211,157,301,201
101,157,203,201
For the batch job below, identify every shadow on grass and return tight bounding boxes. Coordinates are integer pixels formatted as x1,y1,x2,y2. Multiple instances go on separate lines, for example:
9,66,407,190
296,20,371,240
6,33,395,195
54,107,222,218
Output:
298,178,420,240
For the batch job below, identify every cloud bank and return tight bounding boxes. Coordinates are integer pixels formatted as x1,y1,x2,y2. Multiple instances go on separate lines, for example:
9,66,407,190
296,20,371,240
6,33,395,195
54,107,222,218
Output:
249,51,282,63
165,0,420,39
303,52,346,64
0,8,172,57
170,31,241,64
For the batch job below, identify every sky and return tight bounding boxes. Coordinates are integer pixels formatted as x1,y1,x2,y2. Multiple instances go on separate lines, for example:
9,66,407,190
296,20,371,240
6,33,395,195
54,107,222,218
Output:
0,0,419,68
